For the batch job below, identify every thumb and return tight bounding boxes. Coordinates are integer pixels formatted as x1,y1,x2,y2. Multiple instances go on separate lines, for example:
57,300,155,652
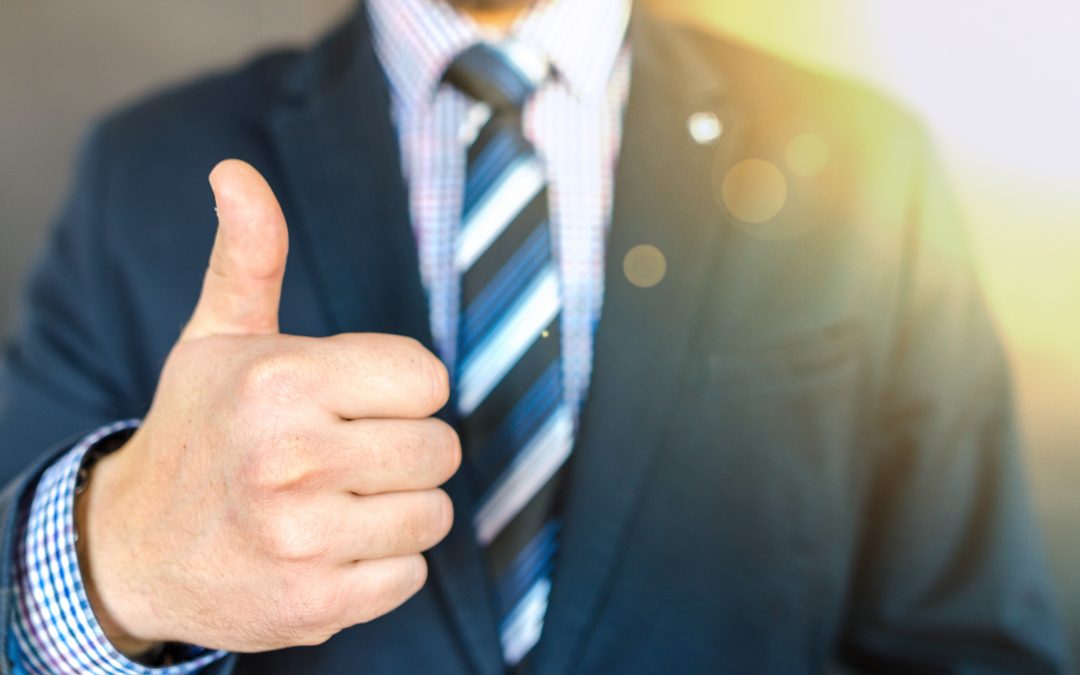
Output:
182,159,289,341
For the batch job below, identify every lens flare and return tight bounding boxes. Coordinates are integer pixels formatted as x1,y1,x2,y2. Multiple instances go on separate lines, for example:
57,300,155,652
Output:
623,244,668,288
720,159,788,224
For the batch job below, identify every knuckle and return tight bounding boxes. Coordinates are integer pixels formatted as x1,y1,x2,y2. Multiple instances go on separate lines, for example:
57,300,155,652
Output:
412,554,430,591
401,490,453,549
336,333,448,413
349,426,398,495
432,489,454,540
238,437,318,495
393,335,447,412
421,352,451,412
262,514,329,562
351,557,427,625
394,424,424,468
347,583,382,625
432,420,462,483
236,351,306,406
361,418,459,492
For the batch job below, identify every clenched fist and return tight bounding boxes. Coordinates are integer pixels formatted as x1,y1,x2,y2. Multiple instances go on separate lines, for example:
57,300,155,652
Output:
77,160,460,655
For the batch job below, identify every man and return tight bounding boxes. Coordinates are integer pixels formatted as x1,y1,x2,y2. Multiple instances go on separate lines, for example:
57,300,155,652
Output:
0,0,1068,672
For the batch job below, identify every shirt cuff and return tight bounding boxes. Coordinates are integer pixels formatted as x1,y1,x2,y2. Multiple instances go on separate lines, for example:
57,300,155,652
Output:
11,420,228,674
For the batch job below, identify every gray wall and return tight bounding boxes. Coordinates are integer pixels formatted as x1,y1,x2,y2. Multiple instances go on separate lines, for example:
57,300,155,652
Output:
2,1,1077,668
0,0,353,330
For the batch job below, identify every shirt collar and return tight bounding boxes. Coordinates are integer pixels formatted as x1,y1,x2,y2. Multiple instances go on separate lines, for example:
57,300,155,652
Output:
365,0,631,112
515,0,631,100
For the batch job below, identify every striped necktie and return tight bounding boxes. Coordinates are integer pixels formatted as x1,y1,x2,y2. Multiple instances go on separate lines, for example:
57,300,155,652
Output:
445,43,571,667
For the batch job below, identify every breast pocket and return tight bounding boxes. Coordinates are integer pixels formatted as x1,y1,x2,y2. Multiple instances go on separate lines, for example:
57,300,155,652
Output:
699,318,867,507
704,319,864,389
694,319,867,628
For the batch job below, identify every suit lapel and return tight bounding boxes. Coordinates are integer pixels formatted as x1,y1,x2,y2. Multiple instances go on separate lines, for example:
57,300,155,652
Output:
534,10,741,674
265,13,429,342
264,10,504,675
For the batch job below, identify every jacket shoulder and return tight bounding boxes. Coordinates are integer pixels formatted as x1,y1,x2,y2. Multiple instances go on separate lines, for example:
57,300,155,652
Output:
90,48,302,172
669,21,928,152
670,21,943,248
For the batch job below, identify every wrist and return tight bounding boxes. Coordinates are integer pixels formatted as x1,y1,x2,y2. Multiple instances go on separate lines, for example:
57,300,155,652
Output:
75,440,166,658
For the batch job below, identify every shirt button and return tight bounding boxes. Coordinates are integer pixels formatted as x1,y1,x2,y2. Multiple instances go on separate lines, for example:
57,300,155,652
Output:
687,111,723,145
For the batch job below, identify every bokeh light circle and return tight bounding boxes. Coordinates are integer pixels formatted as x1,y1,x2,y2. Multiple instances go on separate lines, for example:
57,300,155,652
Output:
687,111,724,145
721,159,788,224
623,244,668,288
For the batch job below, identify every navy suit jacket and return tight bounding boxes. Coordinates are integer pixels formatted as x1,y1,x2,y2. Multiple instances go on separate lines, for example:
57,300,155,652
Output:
0,5,1069,673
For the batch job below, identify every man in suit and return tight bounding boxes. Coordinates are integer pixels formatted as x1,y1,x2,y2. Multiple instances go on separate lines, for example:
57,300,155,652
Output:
0,0,1069,672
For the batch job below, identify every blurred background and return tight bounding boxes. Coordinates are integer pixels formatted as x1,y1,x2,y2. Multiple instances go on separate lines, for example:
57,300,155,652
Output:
1,0,1077,666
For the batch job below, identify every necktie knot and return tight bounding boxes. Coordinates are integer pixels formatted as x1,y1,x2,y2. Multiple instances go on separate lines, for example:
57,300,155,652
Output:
444,41,549,114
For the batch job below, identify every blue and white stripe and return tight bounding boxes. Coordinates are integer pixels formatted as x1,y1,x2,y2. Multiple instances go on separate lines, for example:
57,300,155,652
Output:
446,40,578,665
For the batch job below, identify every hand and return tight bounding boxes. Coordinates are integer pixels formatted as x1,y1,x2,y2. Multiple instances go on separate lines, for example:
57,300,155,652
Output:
76,160,460,655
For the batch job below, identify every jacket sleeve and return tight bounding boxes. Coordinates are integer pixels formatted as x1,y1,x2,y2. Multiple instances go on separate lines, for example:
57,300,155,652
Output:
0,122,152,485
835,128,1070,673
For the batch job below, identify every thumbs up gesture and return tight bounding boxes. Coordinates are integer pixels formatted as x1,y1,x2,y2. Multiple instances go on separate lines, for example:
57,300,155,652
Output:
78,161,460,655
